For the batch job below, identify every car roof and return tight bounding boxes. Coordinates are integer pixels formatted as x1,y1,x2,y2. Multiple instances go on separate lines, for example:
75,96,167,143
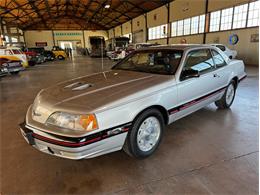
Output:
0,46,21,50
138,44,214,51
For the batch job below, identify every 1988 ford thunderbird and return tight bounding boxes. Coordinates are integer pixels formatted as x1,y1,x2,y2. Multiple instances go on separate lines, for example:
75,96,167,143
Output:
20,45,246,159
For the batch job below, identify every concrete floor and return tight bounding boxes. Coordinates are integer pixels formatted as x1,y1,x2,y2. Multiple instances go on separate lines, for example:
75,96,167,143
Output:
1,56,258,194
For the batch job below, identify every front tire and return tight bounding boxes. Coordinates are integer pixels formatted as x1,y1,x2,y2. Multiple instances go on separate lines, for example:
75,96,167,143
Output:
215,81,236,109
58,55,64,60
10,71,19,75
123,109,165,158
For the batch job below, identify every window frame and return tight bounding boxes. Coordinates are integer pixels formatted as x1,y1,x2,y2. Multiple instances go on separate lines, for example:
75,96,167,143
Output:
210,49,228,68
180,48,216,81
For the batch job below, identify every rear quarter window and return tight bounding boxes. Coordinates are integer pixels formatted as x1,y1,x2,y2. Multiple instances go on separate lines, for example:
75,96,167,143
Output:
216,45,226,51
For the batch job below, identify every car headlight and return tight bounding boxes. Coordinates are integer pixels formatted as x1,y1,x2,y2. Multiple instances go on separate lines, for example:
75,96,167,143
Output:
46,112,98,132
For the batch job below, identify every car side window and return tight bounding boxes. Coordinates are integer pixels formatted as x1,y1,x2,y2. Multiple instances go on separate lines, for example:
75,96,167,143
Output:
183,49,215,74
216,45,226,51
5,50,12,55
211,50,227,68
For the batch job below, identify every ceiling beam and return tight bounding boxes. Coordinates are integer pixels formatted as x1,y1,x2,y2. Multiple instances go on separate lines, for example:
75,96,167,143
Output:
44,0,51,18
23,14,108,30
28,0,48,28
81,0,95,18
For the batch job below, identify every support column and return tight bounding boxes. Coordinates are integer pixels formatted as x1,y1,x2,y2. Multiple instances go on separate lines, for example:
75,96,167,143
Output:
145,13,148,42
52,30,56,46
166,3,170,45
203,0,209,44
82,30,86,48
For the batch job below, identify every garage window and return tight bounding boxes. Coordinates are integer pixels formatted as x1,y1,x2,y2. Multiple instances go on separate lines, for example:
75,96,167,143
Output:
171,22,177,37
247,1,259,27
210,11,221,32
183,18,191,35
233,4,248,29
220,8,233,30
148,24,167,40
191,16,199,34
177,20,184,36
199,15,206,33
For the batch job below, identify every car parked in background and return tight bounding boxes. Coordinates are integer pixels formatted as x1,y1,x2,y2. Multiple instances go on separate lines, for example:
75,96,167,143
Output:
20,45,246,160
0,47,28,68
0,63,8,77
210,44,237,59
26,48,45,64
0,57,24,75
43,50,55,61
52,46,67,60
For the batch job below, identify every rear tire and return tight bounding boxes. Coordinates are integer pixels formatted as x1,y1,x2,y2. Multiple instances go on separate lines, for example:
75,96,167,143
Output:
215,81,236,109
123,109,165,158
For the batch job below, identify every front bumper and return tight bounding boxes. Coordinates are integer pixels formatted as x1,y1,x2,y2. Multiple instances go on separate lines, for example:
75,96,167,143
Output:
8,66,24,73
19,122,130,160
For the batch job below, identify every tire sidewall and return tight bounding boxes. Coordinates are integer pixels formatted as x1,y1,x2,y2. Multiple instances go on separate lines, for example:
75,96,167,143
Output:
224,81,236,107
127,109,165,158
58,55,64,60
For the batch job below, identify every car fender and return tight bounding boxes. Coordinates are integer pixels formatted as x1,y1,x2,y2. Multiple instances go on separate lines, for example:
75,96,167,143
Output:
95,86,177,132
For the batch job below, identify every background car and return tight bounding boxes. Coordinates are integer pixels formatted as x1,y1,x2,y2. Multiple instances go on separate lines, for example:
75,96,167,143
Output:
0,47,28,68
26,48,45,64
210,44,237,59
0,63,8,77
52,46,67,60
0,57,24,75
43,50,55,61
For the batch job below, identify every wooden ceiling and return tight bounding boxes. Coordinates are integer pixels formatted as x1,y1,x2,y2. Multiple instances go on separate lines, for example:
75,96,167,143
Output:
0,0,172,30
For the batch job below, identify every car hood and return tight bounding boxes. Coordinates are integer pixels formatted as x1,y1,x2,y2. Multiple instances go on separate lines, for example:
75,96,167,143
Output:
34,70,173,113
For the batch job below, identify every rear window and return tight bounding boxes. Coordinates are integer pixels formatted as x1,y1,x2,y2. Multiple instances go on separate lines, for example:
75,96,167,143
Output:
216,45,226,51
12,49,22,54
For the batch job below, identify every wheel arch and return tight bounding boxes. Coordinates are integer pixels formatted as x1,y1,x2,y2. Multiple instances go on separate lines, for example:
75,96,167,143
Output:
231,76,239,89
132,105,169,125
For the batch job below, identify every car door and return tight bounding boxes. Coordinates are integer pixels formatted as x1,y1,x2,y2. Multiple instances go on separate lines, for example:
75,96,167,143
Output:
174,49,219,119
210,49,230,89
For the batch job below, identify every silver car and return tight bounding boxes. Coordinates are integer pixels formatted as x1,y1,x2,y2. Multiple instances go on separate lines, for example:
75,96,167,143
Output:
20,45,246,160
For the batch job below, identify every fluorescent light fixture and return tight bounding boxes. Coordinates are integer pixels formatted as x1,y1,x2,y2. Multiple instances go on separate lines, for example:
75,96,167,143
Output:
104,4,110,9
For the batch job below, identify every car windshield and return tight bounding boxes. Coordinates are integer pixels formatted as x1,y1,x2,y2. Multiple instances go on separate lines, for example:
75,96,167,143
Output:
112,49,183,75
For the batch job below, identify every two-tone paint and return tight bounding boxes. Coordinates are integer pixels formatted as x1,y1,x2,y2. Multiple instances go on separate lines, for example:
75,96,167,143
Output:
20,45,247,159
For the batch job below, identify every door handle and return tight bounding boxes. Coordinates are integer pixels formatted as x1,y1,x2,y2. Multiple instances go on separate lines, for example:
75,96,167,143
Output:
213,73,220,78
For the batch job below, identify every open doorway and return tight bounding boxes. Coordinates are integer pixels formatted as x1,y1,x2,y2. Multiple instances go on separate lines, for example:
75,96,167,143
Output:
57,40,82,57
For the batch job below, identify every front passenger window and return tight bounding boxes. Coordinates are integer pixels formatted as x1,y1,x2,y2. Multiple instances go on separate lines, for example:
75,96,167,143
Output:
183,49,215,74
212,50,227,68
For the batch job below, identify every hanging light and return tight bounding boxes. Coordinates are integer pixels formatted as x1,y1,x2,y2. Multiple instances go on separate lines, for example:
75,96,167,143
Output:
104,4,110,9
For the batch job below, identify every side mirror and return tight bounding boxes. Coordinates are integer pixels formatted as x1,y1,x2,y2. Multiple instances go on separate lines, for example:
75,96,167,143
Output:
181,69,200,81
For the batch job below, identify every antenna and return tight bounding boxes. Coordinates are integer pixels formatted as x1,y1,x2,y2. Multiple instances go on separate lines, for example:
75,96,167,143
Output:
101,36,104,71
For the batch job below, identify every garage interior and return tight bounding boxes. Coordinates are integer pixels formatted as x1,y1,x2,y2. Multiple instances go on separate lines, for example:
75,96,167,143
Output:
0,0,259,194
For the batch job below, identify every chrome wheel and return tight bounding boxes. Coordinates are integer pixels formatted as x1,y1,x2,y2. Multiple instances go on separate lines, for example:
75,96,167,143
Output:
137,116,161,152
226,84,235,105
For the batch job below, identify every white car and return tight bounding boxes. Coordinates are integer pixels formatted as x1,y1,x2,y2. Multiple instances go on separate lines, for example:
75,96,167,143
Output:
210,44,237,59
0,47,28,68
20,45,246,160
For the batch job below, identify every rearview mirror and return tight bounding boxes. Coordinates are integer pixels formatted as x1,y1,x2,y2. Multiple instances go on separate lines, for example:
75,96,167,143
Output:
181,69,200,81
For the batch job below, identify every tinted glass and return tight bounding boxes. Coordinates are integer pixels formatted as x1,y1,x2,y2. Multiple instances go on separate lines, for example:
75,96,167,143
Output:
184,49,215,74
212,50,227,68
216,45,226,51
113,50,183,75
12,49,21,54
